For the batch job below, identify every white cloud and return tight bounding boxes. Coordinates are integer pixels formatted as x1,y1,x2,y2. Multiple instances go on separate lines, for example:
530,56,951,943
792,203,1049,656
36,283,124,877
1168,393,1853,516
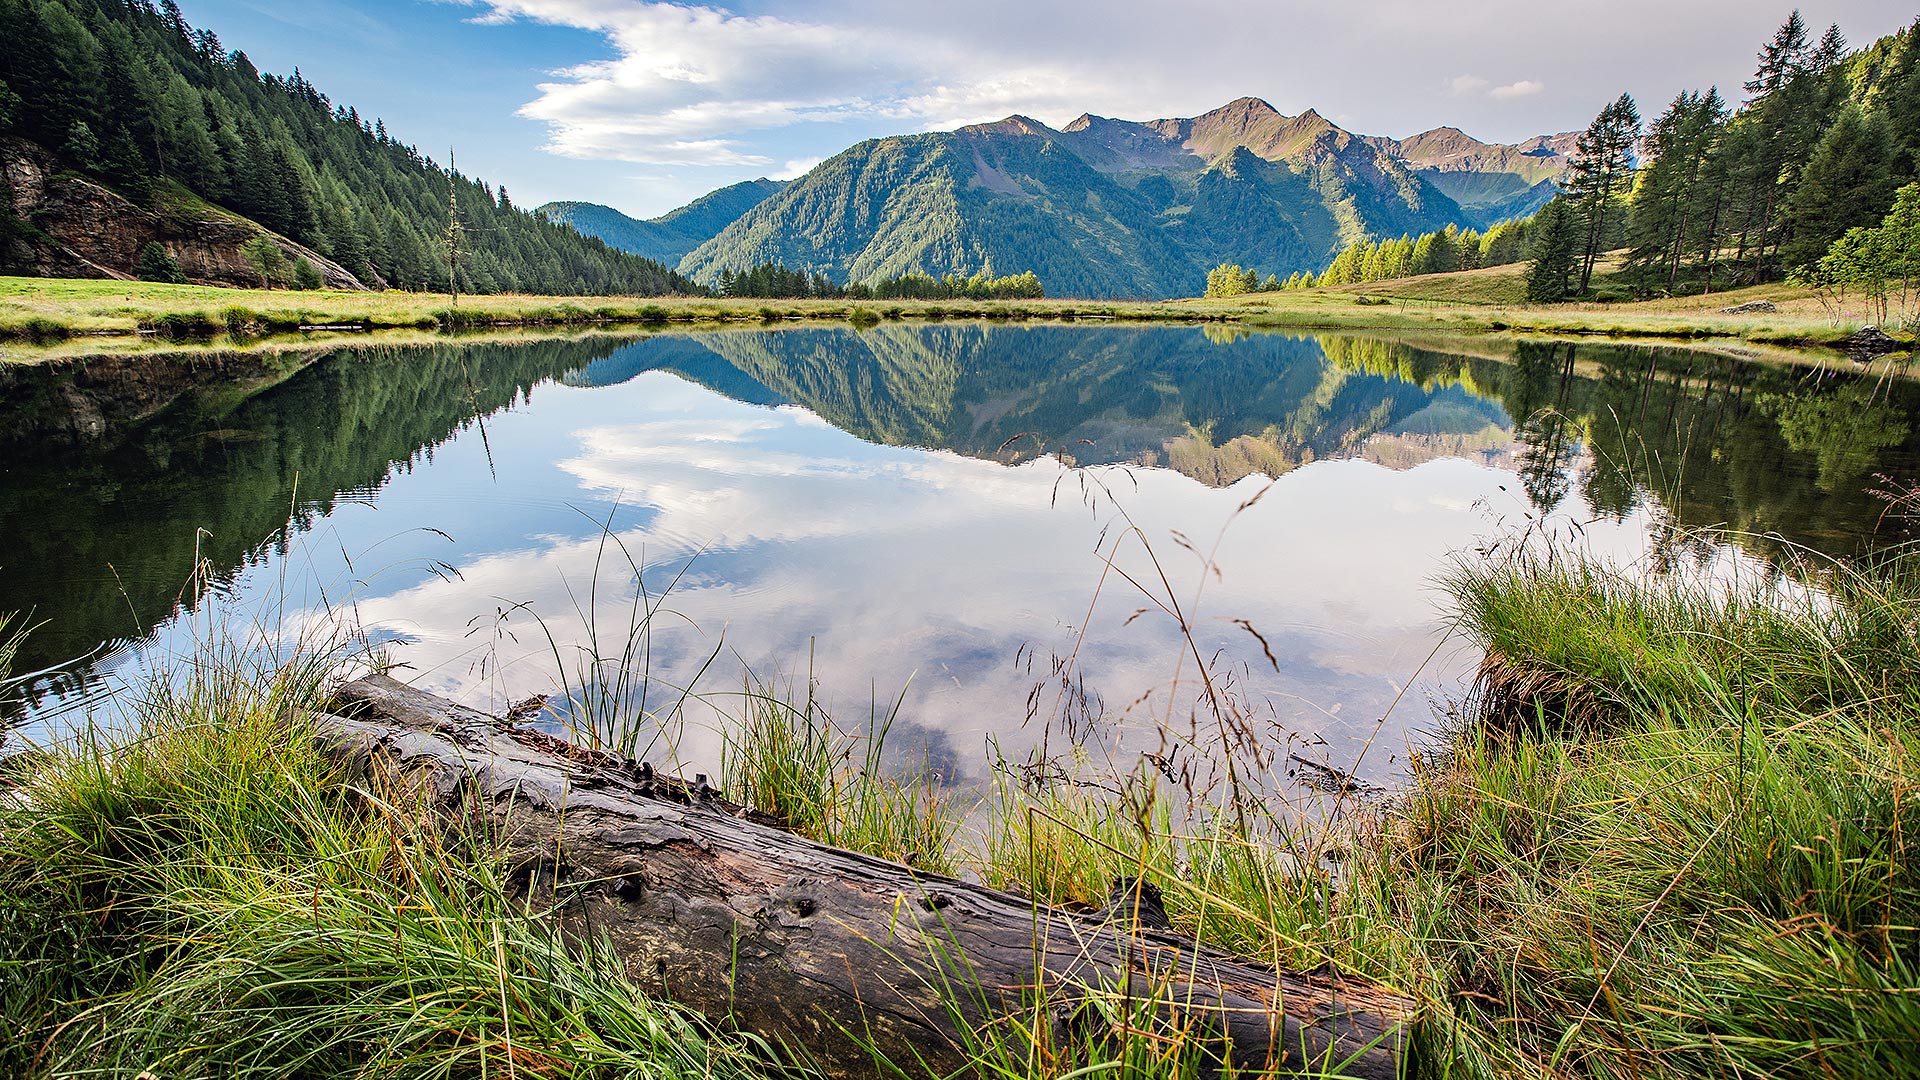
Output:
1450,74,1545,102
772,156,822,180
458,0,1152,165
1491,80,1546,99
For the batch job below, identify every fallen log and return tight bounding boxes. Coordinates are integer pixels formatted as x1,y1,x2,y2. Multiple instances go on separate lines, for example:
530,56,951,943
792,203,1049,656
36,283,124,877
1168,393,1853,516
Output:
315,675,1415,1079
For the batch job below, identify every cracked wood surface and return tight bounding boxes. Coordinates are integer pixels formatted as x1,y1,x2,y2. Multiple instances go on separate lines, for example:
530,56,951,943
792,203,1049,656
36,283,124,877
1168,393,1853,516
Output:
315,675,1415,1079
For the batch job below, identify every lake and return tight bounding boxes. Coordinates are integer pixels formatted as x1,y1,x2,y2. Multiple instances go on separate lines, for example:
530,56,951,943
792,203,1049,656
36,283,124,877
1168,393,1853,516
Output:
3,324,1915,796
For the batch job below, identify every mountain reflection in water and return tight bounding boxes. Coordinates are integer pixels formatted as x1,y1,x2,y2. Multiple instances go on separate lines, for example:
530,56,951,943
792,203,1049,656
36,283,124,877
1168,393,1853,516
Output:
3,325,1914,791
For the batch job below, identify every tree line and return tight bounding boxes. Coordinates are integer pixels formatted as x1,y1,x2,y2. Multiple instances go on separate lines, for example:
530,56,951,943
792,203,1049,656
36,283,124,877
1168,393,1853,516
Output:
1204,219,1533,297
716,262,1046,301
0,0,699,295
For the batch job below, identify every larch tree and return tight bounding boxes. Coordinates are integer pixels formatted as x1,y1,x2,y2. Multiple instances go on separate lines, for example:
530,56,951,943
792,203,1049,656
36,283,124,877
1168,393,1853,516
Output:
1782,104,1896,268
1567,93,1641,293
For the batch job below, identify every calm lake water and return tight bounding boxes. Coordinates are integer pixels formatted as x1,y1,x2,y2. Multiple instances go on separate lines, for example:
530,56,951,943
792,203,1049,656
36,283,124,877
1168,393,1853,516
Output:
3,325,1916,792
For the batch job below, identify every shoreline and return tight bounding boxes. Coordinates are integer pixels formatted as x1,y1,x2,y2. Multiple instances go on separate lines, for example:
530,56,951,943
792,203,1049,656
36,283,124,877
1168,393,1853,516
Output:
4,275,1911,366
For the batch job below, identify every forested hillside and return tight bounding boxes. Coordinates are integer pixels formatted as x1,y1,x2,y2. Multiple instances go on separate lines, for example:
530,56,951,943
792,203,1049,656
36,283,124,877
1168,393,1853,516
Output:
0,0,697,294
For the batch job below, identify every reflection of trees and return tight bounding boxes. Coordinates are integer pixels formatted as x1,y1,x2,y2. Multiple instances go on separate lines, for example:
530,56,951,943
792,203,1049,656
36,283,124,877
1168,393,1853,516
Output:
15,325,1918,702
659,325,1920,563
1757,383,1909,494
1315,335,1920,562
0,337,626,687
1511,347,1918,560
1507,343,1582,514
1515,410,1580,513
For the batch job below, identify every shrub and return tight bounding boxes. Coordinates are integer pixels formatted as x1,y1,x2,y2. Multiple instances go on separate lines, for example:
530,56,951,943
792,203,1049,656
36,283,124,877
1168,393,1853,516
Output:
150,311,216,338
239,236,289,288
219,306,259,335
135,242,184,284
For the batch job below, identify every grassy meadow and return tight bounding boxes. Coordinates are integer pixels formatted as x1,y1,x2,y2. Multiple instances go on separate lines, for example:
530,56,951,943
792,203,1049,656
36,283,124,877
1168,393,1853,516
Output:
4,264,1911,364
1187,258,1904,350
3,530,1917,1079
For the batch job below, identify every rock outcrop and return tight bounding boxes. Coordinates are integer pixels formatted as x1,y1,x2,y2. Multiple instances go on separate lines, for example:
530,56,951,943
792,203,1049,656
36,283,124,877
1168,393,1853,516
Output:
1843,325,1906,362
1,137,368,290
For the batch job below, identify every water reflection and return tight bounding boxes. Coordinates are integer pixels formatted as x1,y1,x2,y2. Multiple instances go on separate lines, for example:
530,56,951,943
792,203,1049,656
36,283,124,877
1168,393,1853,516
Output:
2,326,1914,790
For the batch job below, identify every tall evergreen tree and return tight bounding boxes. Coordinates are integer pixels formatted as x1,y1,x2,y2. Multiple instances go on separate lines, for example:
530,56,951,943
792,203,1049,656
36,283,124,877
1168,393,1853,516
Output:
1567,94,1641,293
1628,88,1728,292
1526,198,1579,302
1782,104,1896,268
1734,10,1845,281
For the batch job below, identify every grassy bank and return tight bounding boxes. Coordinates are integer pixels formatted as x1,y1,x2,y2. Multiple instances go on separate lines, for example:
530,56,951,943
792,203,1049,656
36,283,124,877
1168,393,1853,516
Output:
0,276,1225,346
4,541,1918,1077
4,271,1910,361
1186,259,1910,352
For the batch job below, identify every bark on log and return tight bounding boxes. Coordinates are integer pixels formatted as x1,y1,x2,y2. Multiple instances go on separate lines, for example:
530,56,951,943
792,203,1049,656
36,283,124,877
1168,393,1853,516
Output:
315,675,1415,1079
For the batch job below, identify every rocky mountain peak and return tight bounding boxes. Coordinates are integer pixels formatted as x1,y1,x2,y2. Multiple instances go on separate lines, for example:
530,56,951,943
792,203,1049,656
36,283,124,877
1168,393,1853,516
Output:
959,115,1055,139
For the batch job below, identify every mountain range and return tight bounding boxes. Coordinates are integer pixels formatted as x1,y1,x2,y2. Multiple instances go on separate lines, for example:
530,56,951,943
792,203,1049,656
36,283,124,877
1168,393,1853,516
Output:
539,178,787,266
541,99,1574,299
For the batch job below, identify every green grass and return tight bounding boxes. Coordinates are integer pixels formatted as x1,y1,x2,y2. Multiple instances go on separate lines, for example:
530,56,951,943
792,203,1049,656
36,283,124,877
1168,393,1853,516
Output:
957,542,1920,1078
720,673,960,875
1372,542,1920,1076
0,632,784,1079
0,275,1232,349
4,272,1907,363
1178,258,1910,353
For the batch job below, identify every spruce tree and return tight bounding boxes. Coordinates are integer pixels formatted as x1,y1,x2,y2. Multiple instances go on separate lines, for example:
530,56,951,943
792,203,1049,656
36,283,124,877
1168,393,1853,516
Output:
1526,199,1579,302
135,241,184,283
1628,88,1728,291
1782,105,1895,268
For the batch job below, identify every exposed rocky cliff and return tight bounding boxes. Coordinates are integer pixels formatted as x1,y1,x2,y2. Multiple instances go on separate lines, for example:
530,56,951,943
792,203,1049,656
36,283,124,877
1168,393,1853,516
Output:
0,137,368,290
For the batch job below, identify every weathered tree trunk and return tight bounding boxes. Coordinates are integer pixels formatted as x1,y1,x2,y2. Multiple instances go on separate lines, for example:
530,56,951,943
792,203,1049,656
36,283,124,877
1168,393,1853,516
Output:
314,676,1415,1080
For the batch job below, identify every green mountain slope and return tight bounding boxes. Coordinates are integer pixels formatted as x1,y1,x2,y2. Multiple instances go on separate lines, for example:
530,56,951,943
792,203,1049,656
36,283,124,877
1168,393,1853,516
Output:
538,178,784,263
680,99,1562,299
0,0,694,295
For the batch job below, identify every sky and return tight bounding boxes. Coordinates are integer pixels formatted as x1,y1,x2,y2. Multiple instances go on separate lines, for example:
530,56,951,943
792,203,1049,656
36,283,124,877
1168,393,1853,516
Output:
177,0,1917,219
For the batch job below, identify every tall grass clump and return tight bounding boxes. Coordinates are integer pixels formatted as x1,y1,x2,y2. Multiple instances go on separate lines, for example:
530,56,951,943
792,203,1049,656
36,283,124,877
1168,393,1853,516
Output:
1336,541,1920,1078
720,673,959,874
1444,543,1920,734
976,767,1362,975
0,642,783,1079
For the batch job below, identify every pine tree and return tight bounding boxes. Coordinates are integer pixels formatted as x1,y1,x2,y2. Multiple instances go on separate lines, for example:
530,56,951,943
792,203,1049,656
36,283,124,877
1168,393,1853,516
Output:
1628,88,1729,291
1735,10,1838,281
135,241,183,283
1747,10,1811,99
292,256,322,290
1526,198,1579,302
